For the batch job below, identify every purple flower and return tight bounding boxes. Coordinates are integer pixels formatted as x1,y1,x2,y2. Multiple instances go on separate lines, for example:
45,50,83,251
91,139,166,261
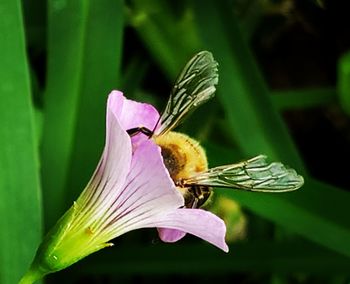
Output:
78,90,228,251
92,91,227,251
20,91,228,283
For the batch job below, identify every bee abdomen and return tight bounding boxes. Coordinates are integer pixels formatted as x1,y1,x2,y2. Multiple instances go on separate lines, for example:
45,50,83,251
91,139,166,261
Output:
188,185,212,208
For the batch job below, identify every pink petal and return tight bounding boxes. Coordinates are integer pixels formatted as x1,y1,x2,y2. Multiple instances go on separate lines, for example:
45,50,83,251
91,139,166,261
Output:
97,140,185,240
114,141,184,217
107,91,160,146
77,102,133,216
154,209,229,252
157,228,186,242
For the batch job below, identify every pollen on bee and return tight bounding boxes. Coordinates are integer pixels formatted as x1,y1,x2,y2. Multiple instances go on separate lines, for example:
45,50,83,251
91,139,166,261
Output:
154,131,208,182
160,145,185,180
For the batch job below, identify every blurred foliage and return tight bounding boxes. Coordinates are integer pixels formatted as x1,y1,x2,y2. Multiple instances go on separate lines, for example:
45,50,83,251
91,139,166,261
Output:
0,1,42,284
1,0,350,283
210,196,247,242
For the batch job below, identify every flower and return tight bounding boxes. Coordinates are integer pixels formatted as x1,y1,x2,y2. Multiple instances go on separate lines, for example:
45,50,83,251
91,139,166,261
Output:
20,91,228,283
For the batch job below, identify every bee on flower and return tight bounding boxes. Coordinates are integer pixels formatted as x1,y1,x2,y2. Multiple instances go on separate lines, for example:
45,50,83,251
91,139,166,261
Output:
125,51,303,242
20,51,303,284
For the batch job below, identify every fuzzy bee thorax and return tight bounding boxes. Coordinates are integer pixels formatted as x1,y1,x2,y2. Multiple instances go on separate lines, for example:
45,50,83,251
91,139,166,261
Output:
154,131,208,183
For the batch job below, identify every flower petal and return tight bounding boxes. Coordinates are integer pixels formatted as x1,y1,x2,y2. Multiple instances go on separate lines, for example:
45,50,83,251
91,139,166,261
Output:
154,209,229,252
107,91,160,146
157,228,186,242
76,100,132,221
96,140,185,241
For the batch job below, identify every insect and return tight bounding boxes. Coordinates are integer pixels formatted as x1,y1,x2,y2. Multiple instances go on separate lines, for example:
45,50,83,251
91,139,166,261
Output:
127,51,304,208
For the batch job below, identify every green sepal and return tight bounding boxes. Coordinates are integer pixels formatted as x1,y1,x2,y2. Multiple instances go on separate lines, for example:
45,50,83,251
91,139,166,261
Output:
24,202,112,280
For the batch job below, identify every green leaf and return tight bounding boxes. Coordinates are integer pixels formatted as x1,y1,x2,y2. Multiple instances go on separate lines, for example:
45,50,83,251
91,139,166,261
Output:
193,0,350,258
193,0,304,168
130,0,202,80
337,50,350,115
0,1,42,283
41,0,124,228
272,88,336,110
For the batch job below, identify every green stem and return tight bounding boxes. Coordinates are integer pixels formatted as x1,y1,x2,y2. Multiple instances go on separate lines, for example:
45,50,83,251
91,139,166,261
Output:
18,266,45,284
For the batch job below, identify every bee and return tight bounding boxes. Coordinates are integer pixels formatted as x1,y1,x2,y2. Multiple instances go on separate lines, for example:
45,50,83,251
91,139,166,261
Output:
127,51,304,208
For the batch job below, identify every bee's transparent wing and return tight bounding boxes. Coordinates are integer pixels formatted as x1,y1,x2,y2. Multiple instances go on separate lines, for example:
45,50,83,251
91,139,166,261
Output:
181,155,304,192
155,51,219,136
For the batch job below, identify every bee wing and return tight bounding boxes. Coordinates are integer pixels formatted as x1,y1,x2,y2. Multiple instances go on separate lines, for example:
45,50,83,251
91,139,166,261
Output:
155,51,219,136
181,155,304,192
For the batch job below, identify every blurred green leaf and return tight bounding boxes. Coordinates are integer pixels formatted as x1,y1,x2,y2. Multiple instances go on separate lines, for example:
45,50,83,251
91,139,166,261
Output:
0,1,42,283
193,0,350,258
272,88,336,110
63,0,124,208
41,0,124,228
129,1,350,260
337,51,350,115
218,178,350,259
193,0,304,168
129,0,350,259
130,0,202,80
21,0,46,53
235,0,264,41
121,55,149,97
41,0,88,228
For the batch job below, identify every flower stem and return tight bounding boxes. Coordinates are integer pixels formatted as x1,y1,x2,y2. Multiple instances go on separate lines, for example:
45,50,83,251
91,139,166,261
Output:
18,266,44,284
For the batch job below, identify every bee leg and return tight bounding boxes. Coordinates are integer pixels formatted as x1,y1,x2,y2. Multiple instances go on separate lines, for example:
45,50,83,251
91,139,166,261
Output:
191,198,199,209
126,126,153,137
190,186,212,208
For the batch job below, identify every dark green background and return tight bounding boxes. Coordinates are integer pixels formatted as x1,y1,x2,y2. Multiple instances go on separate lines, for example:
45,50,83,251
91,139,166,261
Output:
1,0,350,283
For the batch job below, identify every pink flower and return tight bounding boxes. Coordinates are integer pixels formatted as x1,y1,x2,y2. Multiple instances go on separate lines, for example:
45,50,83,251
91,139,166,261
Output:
21,90,228,283
90,90,228,251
